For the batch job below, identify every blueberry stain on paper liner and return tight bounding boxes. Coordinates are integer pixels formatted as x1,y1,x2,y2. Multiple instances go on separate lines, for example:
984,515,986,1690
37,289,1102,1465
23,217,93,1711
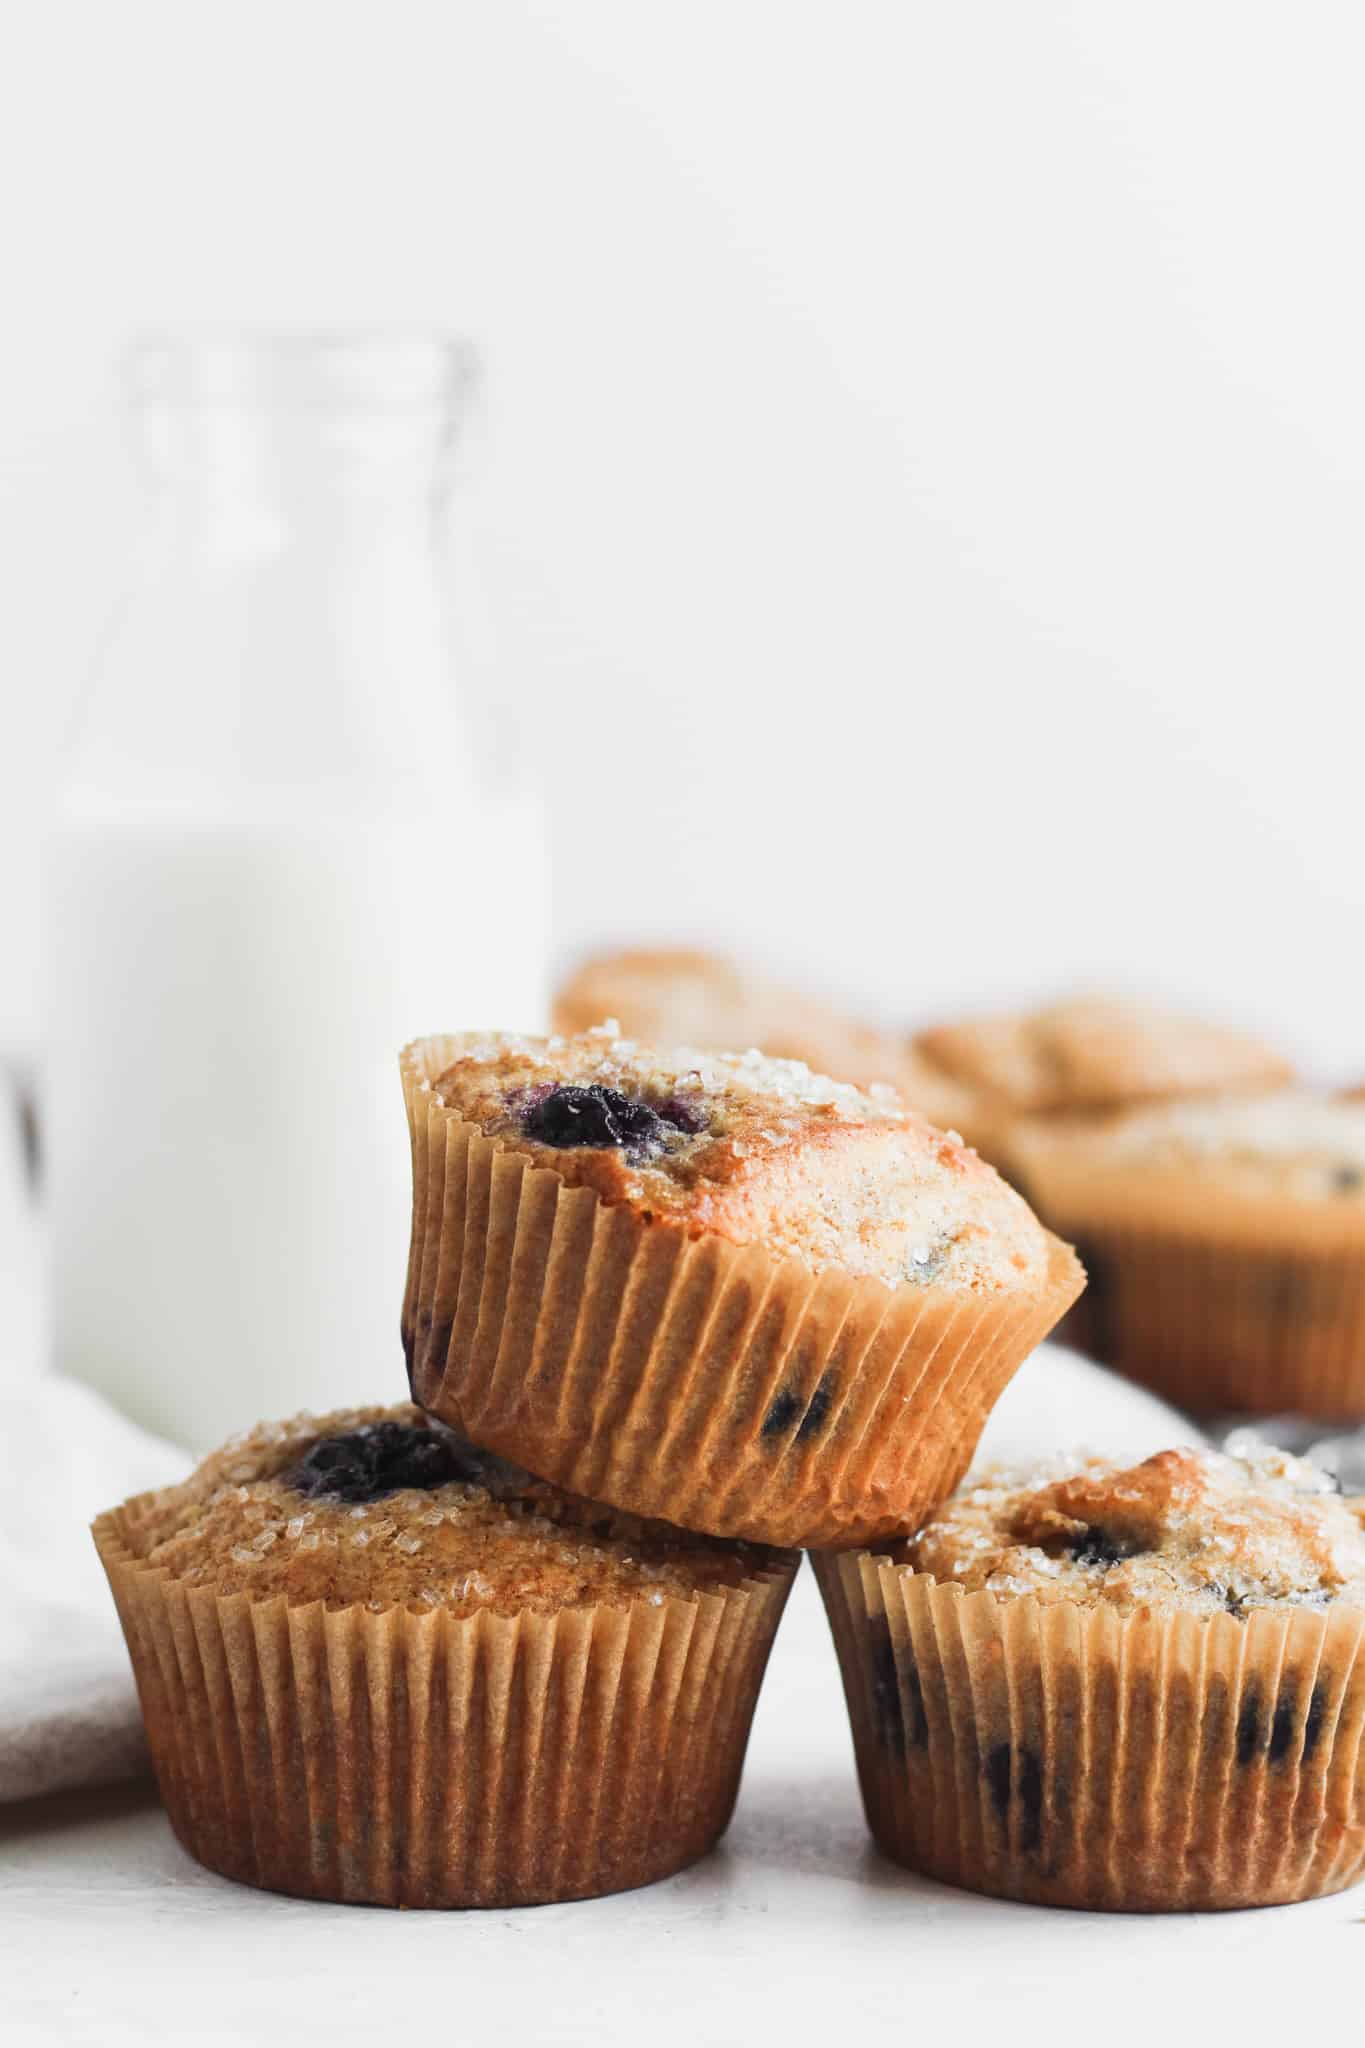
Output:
1235,1676,1331,1768
761,1371,838,1444
984,1742,1043,1853
867,1614,928,1754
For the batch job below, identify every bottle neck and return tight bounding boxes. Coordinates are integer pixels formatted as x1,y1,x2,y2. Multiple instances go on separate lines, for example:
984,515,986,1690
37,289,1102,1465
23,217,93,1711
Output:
135,401,453,560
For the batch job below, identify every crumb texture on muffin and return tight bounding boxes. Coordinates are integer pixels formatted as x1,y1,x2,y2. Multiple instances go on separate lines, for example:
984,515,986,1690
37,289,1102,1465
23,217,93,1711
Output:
416,1024,1052,1293
128,1404,777,1616
916,995,1291,1117
900,1441,1365,1616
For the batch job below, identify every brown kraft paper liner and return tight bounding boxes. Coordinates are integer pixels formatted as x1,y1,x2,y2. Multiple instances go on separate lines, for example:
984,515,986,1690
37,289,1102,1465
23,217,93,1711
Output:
814,1549,1365,1911
401,1040,1085,1549
93,1499,797,1909
1013,1158,1365,1419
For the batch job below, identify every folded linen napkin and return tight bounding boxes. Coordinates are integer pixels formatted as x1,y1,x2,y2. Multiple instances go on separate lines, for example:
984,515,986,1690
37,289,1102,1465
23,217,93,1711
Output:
0,1374,188,1802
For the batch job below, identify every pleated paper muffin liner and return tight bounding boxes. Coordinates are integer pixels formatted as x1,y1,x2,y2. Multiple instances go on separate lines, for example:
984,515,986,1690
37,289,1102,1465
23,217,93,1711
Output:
93,1497,797,1909
814,1549,1365,1911
401,1039,1084,1549
1011,1158,1365,1418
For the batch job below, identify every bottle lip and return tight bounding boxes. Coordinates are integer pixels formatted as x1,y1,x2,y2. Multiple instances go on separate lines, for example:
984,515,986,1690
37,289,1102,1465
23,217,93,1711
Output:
124,331,477,414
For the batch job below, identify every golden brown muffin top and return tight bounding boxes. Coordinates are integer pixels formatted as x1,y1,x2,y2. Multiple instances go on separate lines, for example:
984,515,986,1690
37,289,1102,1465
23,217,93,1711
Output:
901,1442,1365,1616
1018,1091,1365,1206
914,994,1292,1118
553,945,976,1130
419,1024,1055,1293
126,1405,783,1616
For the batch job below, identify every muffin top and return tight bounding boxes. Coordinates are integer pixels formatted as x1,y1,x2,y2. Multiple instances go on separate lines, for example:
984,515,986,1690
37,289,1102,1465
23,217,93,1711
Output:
914,994,1291,1119
414,1023,1059,1293
553,945,974,1128
1018,1091,1365,1206
125,1405,783,1617
900,1441,1365,1617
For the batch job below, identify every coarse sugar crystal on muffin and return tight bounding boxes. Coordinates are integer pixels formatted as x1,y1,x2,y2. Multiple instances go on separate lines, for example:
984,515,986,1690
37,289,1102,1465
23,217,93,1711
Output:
813,1439,1365,1911
899,1440,1365,1616
94,1403,797,1910
135,1402,772,1615
1011,1092,1365,1416
401,1026,1083,1547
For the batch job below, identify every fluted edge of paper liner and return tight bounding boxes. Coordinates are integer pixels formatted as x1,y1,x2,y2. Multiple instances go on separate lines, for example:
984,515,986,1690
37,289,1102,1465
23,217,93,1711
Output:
400,1037,1085,1549
92,1500,797,1909
812,1548,1365,1911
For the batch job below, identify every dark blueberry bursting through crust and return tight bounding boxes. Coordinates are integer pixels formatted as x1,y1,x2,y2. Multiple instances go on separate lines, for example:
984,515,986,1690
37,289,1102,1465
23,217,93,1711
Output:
288,1422,489,1505
656,1095,708,1135
1333,1164,1363,1194
1067,1526,1139,1569
521,1083,665,1151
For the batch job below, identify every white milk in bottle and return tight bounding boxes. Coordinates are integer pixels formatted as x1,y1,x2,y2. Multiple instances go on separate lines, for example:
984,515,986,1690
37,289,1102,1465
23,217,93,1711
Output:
47,337,548,1447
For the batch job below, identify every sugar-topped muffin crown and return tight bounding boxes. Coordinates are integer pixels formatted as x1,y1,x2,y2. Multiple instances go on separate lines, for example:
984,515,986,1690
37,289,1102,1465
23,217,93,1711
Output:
902,1440,1365,1616
417,1022,1056,1293
916,994,1291,1118
128,1404,782,1617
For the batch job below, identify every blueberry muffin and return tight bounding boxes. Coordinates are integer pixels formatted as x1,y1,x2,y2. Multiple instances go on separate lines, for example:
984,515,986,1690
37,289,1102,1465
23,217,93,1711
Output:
401,1025,1082,1548
93,1403,797,1908
1011,1092,1365,1417
815,1440,1365,1910
553,946,977,1133
914,993,1292,1125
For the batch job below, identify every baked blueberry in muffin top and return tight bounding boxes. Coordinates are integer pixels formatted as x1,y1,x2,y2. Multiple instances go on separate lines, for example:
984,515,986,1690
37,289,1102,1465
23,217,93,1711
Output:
900,1441,1365,1617
130,1405,783,1616
421,1023,1061,1294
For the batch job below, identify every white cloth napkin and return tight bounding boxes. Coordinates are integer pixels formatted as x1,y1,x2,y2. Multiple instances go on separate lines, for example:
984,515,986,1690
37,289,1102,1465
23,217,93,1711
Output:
0,1375,189,1802
0,1343,1195,1805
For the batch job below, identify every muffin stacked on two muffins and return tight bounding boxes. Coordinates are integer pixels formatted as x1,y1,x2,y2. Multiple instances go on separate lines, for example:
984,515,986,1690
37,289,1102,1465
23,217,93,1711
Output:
102,1013,1365,1916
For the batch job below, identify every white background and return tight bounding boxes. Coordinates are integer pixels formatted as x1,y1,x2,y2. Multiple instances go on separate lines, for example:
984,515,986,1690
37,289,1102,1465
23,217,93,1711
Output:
3,1,1364,1069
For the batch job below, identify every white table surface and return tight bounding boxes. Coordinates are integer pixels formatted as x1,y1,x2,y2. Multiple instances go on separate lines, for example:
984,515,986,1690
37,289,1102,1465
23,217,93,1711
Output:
4,1568,1358,2046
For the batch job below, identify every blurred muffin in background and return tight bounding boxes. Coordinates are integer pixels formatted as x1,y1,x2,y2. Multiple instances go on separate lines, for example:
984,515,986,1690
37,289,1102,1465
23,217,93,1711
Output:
914,992,1292,1129
553,946,976,1136
1011,1091,1365,1418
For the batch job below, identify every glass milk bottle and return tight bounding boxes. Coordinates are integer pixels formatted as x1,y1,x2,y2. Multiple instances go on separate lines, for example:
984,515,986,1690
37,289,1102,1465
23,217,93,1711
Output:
47,336,548,1447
